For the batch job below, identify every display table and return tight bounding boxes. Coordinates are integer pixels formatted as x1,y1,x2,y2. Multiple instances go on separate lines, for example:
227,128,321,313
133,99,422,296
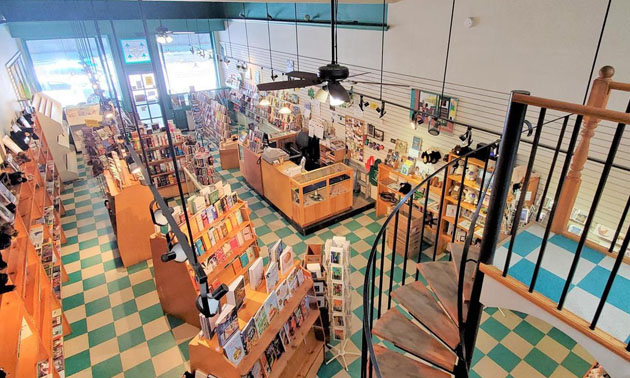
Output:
238,142,264,194
220,140,240,170
104,160,154,266
261,160,297,217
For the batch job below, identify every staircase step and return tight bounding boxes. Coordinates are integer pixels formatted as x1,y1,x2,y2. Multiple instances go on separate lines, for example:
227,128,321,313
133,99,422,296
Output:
448,242,480,274
392,281,460,350
372,308,457,372
418,261,466,325
372,344,451,378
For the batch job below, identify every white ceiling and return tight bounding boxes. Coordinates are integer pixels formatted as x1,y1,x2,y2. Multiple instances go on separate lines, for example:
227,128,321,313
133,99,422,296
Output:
145,0,401,3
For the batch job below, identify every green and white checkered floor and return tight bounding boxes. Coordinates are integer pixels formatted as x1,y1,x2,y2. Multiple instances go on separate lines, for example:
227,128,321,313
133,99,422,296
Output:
60,153,595,377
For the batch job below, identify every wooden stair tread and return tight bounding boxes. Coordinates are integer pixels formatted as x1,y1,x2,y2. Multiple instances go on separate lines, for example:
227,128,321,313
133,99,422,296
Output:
391,281,460,350
418,261,462,325
449,242,480,274
372,344,451,378
372,308,457,372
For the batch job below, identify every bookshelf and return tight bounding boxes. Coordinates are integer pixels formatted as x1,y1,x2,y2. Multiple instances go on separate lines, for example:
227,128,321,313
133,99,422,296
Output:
0,118,71,378
130,129,191,198
193,91,231,144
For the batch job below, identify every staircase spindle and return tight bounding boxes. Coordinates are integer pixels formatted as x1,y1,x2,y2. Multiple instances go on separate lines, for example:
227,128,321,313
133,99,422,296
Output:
536,115,569,222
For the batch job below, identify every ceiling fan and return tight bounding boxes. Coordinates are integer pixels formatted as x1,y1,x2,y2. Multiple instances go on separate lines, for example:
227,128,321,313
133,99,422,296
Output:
256,0,407,106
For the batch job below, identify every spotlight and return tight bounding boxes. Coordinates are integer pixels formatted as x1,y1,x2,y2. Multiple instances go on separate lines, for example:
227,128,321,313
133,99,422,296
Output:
376,101,386,118
410,110,418,129
165,35,173,44
196,283,229,318
459,127,472,147
329,95,345,107
161,242,187,263
428,117,440,136
358,95,369,111
156,35,167,44
125,155,141,175
270,70,278,81
149,200,173,228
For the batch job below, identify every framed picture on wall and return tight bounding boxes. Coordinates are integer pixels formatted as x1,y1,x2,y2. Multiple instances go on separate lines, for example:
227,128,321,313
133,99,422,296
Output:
373,129,384,141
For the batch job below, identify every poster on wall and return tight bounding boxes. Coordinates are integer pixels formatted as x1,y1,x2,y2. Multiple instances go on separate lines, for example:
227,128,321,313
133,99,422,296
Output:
120,39,151,64
344,115,366,163
410,88,459,135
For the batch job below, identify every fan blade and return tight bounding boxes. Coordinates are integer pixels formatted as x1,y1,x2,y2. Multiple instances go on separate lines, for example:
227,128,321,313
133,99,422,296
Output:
327,82,350,102
287,71,319,80
257,79,319,91
346,72,369,79
347,80,410,87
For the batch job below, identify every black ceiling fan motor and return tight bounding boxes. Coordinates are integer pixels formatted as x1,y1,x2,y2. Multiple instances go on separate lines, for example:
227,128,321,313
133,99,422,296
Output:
318,63,349,82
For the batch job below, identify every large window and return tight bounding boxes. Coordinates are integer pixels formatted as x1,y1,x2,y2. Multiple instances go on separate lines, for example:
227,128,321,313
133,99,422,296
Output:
26,38,119,106
160,33,218,94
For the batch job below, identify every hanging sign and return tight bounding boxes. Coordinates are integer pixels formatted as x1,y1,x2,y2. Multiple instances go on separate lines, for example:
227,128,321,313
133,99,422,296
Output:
120,39,151,64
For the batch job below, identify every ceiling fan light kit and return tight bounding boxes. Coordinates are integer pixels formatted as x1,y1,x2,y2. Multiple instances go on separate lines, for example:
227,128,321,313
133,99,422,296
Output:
259,97,271,107
279,105,292,115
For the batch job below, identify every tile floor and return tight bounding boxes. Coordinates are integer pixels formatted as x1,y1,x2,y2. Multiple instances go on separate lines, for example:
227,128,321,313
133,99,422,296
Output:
60,153,595,378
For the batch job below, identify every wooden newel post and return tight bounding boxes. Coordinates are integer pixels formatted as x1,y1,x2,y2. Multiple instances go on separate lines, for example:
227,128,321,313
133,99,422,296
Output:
551,66,615,234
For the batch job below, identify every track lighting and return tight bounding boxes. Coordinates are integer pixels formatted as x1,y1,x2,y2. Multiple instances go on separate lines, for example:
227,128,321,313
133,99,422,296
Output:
410,110,418,129
358,95,369,111
271,70,278,81
428,116,440,136
125,155,141,175
376,101,386,118
196,283,229,317
459,127,473,147
161,241,187,263
149,200,173,228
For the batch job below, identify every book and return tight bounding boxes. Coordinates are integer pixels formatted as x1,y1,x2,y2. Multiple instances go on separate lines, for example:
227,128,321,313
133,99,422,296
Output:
231,256,242,273
278,246,295,276
243,359,264,378
235,209,244,224
194,238,205,256
296,268,305,286
195,213,204,231
246,246,256,262
286,267,298,295
269,239,286,263
201,233,211,251
242,227,253,241
265,262,279,293
263,291,280,320
229,237,239,251
248,257,264,290
216,304,239,347
264,340,277,369
223,331,245,366
240,318,258,355
278,326,291,349
239,252,250,269
259,354,271,376
236,231,245,246
225,218,233,233
201,211,209,228
227,276,246,310
254,306,269,336
275,280,289,310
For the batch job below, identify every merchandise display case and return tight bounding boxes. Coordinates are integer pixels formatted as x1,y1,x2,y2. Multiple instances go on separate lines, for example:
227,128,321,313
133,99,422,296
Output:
291,163,353,227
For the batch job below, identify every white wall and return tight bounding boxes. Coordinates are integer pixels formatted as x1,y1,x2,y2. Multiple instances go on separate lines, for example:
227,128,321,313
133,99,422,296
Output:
0,24,21,135
216,0,630,253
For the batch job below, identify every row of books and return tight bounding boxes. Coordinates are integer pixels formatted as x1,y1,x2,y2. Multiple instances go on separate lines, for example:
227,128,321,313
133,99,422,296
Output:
197,223,254,276
145,146,185,161
151,172,185,188
136,129,184,149
146,160,180,176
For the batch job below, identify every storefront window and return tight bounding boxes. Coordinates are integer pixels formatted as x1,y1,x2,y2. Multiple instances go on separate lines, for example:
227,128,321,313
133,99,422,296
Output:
160,33,218,94
26,37,119,106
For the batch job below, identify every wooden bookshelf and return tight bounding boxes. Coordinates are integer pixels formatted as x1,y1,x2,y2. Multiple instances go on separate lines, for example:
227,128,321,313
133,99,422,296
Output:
0,119,71,378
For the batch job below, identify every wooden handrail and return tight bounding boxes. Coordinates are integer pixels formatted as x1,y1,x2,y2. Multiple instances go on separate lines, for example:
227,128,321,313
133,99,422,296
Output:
610,81,630,92
511,93,630,125
480,263,630,361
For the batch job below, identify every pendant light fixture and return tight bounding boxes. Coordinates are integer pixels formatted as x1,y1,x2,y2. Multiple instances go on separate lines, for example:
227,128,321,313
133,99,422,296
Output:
430,0,456,137
259,96,271,107
279,104,292,115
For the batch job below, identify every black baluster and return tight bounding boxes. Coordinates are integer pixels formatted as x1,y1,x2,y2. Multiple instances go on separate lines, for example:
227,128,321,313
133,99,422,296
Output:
536,115,569,222
452,157,469,243
590,224,630,329
530,115,583,292
558,108,628,310
415,181,431,281
433,169,449,261
401,197,413,285
503,108,546,276
387,212,399,310
609,194,630,253
378,231,386,318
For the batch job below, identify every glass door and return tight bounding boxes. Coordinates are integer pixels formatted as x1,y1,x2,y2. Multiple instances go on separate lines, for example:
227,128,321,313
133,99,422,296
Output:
128,72,164,128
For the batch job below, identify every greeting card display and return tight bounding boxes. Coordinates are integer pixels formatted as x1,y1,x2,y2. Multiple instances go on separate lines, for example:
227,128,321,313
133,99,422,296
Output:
344,115,366,162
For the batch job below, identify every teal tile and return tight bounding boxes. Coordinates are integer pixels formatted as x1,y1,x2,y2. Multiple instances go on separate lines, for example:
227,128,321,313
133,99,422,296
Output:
139,304,164,324
81,254,102,269
157,364,187,378
74,189,90,197
108,276,131,293
261,213,278,223
487,344,520,372
148,331,177,357
513,321,545,345
76,211,94,220
103,257,124,271
62,221,77,231
98,226,114,236
117,327,146,352
366,221,382,233
66,319,87,340
133,279,156,297
77,223,97,234
561,352,592,376
524,348,558,376
63,292,85,311
256,225,272,236
75,199,92,208
95,213,109,222
479,317,510,341
112,300,138,320
83,274,106,290
85,296,111,317
275,227,294,238
177,341,190,361
100,241,117,252
63,235,78,246
79,238,100,250
345,220,362,231
127,261,148,274
62,251,80,264
92,355,123,378
66,350,91,375
166,315,185,329
124,360,156,378
547,327,577,349
66,270,82,285
62,198,75,206
88,323,116,347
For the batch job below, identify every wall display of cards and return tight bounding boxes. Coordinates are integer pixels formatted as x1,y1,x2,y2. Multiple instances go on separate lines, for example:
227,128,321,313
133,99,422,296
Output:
410,88,459,135
344,115,366,163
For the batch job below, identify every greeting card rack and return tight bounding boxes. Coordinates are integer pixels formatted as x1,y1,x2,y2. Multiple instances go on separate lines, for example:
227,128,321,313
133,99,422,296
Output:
0,120,71,378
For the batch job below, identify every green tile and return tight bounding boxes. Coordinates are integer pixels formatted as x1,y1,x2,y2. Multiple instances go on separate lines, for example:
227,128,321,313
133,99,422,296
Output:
62,198,75,206
63,292,85,311
77,223,97,234
275,227,294,238
561,352,592,376
118,327,146,352
98,226,114,236
108,276,131,293
177,341,190,361
166,314,185,329
81,254,102,269
66,270,82,285
112,299,138,320
513,321,545,345
487,344,520,372
261,213,278,224
133,279,156,297
88,323,116,347
148,331,177,357
78,238,100,250
547,327,577,349
95,213,109,222
92,355,123,378
127,260,148,274
345,220,362,231
479,317,511,341
83,274,106,290
66,319,87,340
62,221,77,231
62,251,80,264
66,350,91,375
366,221,382,233
85,296,111,317
75,199,93,208
76,211,94,220
103,257,124,271
157,364,187,378
124,360,156,378
63,235,79,246
524,348,558,376
139,304,164,324
100,241,117,252
256,225,272,236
